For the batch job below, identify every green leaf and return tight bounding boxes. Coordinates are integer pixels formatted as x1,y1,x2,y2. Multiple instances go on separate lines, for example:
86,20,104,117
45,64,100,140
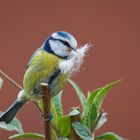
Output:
51,91,63,130
69,108,80,116
0,111,24,133
84,89,101,130
51,91,63,117
58,137,69,140
68,79,87,111
51,103,59,126
62,138,69,140
92,80,121,111
72,122,93,140
68,79,89,126
82,80,121,130
0,77,3,90
9,133,45,139
95,112,107,130
82,89,100,129
52,128,58,140
57,115,71,137
85,89,100,130
87,88,101,106
95,132,124,140
88,103,98,131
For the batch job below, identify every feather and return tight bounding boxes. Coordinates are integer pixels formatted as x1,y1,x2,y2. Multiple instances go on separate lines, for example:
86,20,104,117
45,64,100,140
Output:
0,99,26,124
58,44,91,75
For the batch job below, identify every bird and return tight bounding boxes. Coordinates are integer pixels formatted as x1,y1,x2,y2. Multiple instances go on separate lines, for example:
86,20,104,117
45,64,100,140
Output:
0,31,90,124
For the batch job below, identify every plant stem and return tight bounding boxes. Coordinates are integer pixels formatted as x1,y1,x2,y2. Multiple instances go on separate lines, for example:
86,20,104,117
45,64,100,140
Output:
41,83,51,140
0,70,23,90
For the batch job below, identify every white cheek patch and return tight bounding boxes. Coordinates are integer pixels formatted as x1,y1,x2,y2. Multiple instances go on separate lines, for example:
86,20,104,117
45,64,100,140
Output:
59,44,91,75
49,40,68,57
52,32,77,49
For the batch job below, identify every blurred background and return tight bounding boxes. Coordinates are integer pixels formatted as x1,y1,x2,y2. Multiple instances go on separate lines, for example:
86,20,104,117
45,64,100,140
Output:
0,0,139,139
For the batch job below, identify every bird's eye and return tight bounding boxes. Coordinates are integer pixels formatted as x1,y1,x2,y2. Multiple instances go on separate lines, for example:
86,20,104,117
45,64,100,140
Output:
67,48,72,52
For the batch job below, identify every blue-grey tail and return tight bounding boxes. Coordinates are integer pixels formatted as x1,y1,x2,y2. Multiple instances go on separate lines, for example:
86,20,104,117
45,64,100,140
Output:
0,99,26,124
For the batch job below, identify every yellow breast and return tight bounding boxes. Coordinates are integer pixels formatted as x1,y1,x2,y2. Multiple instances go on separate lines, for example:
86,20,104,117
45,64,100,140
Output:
23,50,62,95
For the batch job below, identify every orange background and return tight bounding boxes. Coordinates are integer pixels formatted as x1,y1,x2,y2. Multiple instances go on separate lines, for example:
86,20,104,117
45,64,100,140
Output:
0,0,139,139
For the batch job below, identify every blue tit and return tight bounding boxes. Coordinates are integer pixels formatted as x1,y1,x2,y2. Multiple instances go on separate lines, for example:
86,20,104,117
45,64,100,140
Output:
0,31,90,124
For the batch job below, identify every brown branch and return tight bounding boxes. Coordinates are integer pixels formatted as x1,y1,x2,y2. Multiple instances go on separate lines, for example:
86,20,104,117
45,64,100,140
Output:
41,83,51,140
0,70,23,90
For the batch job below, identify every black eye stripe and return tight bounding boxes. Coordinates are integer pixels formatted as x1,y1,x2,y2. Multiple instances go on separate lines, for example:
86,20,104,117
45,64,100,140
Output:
60,40,71,48
49,37,73,50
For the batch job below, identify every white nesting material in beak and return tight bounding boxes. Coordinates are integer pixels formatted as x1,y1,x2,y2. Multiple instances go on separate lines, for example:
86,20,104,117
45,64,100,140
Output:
59,44,91,75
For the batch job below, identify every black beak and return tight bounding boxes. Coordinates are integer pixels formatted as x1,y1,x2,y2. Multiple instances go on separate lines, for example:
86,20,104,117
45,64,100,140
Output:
72,48,77,52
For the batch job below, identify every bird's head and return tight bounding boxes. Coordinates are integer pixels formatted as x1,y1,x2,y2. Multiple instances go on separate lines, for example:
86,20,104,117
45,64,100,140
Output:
43,31,77,59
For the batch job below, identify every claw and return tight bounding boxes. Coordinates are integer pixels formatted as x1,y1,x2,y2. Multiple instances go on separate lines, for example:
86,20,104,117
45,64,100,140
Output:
41,112,53,122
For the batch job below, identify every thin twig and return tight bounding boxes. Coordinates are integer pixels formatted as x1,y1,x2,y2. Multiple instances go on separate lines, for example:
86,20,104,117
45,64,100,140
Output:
0,70,43,113
33,101,43,113
0,70,23,90
41,83,51,140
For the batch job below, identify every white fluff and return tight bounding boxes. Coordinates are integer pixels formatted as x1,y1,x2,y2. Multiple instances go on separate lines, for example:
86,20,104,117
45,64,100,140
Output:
49,40,69,57
59,44,91,75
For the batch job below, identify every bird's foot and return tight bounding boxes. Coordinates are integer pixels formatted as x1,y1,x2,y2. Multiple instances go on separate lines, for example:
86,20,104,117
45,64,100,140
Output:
41,112,53,122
